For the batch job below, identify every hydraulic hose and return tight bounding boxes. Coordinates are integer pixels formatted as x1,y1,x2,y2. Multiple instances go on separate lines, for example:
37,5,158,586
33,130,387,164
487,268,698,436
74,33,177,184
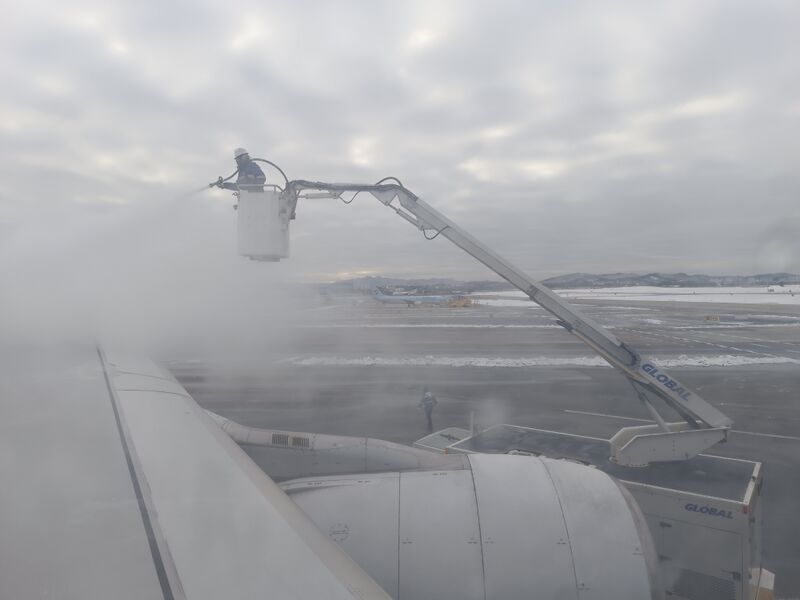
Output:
250,158,289,186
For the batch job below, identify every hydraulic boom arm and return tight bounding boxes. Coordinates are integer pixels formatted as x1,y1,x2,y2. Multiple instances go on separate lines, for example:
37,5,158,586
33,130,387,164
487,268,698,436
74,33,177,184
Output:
279,179,732,465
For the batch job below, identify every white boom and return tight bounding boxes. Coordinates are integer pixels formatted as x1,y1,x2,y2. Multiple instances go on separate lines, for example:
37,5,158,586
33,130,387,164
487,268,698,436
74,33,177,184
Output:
274,179,732,465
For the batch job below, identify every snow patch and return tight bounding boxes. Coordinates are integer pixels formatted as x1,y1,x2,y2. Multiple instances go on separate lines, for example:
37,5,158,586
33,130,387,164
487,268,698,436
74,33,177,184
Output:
285,355,610,368
283,354,799,368
474,287,800,306
651,354,799,367
301,323,560,329
558,286,800,305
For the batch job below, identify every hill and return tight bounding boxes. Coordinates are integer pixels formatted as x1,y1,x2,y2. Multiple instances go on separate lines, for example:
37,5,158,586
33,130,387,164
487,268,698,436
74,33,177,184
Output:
322,273,800,293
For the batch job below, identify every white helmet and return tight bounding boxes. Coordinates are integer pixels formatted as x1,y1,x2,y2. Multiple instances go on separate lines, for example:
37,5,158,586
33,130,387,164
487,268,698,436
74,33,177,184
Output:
233,147,249,159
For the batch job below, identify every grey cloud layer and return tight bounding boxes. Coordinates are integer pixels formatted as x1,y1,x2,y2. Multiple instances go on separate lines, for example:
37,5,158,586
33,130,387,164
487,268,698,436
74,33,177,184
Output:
1,0,799,280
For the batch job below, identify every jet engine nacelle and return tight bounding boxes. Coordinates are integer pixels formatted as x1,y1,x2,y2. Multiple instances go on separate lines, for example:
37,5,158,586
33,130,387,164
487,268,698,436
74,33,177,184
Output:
282,453,662,600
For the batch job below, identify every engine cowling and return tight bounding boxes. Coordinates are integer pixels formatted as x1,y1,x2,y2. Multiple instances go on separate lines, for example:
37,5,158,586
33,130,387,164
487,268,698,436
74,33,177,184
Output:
281,453,662,600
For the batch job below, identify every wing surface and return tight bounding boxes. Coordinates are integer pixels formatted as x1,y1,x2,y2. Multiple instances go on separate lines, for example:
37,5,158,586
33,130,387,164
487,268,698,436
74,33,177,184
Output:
0,345,390,600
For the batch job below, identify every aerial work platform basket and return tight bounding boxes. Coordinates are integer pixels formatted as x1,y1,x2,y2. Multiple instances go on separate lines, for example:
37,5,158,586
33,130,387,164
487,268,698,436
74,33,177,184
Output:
236,189,289,262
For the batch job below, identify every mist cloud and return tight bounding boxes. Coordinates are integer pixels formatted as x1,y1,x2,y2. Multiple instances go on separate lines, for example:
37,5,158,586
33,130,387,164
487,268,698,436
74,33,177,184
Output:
1,0,799,289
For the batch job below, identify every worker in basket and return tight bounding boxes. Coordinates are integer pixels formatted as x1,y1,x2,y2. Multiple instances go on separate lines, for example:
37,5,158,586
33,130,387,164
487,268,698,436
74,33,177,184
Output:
213,147,266,192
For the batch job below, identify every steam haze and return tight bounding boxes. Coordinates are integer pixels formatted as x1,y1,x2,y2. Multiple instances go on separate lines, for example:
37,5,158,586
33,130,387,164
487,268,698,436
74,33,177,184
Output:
2,0,800,348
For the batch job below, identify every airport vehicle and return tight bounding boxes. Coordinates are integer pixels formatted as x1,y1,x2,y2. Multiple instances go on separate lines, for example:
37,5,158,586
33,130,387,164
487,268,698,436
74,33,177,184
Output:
222,163,775,599
233,167,732,466
372,287,471,307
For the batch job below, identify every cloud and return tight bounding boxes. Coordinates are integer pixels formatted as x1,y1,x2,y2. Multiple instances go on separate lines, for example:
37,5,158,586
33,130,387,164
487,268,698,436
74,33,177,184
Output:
0,0,798,289
673,93,748,117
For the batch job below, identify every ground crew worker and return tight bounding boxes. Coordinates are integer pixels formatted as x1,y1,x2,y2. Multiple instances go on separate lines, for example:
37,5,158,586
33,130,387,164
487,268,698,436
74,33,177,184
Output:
419,387,438,432
218,147,266,192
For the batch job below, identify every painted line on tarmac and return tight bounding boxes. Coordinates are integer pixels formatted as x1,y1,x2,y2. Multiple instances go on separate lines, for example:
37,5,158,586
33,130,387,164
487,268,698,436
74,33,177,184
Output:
564,409,651,423
564,409,800,442
729,430,800,442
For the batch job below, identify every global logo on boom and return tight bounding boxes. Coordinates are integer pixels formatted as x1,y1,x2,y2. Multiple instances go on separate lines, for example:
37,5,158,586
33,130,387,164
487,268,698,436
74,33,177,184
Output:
685,503,734,519
642,363,691,401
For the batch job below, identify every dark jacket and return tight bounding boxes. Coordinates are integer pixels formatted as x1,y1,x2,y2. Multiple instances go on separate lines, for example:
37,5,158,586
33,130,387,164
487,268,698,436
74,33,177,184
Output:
420,392,438,413
222,160,266,192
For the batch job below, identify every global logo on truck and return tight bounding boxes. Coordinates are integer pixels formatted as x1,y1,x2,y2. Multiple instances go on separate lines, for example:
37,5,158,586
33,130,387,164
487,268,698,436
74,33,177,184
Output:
642,363,691,401
685,503,735,519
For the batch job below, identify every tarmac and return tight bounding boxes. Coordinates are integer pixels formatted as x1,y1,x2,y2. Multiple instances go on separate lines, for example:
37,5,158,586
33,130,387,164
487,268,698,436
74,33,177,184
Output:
168,296,800,597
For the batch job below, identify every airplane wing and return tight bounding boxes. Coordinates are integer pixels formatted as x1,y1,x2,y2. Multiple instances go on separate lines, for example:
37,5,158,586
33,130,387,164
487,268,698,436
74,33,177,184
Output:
0,345,390,600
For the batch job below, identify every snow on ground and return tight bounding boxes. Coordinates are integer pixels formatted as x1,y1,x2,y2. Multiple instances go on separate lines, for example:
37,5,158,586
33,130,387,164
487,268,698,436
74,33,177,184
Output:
473,296,541,307
283,354,799,368
653,354,799,367
659,322,800,330
642,318,664,325
285,356,608,367
300,323,560,329
473,286,800,306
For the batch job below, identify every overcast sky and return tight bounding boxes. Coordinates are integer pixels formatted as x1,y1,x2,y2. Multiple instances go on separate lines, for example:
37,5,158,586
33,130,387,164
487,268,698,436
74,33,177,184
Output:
1,0,799,283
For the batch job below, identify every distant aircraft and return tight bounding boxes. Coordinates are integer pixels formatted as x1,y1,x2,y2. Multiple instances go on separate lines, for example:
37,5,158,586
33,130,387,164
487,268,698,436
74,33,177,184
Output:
389,287,418,295
372,288,471,307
